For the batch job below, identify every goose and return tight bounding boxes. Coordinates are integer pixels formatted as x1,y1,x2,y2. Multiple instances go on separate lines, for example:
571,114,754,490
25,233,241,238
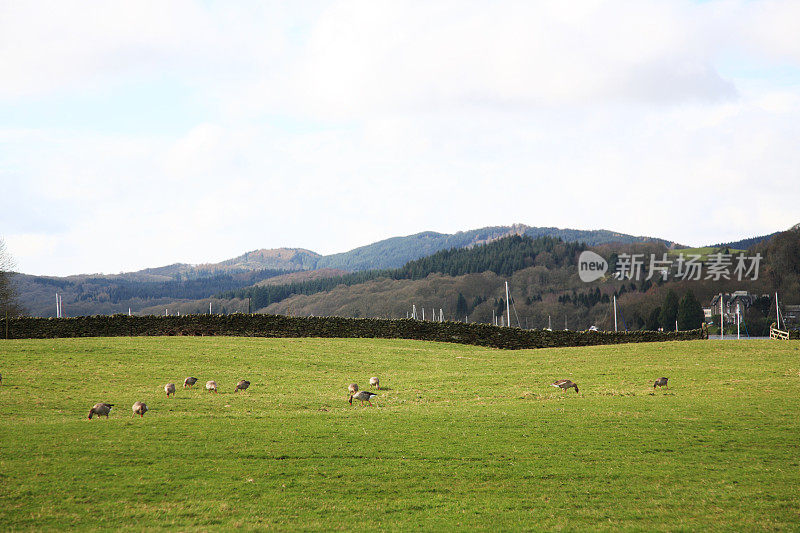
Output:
132,401,148,417
234,380,250,392
206,380,217,393
349,390,377,406
369,377,380,390
164,383,176,397
88,402,113,419
183,377,198,388
348,383,359,394
654,377,669,389
552,379,579,393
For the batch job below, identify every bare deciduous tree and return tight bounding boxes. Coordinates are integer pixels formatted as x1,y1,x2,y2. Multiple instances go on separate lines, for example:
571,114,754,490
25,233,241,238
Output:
0,238,23,317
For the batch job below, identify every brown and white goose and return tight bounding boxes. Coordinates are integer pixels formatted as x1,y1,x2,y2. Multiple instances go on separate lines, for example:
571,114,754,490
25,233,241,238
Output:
234,380,250,392
654,377,669,389
206,380,217,393
132,401,148,417
183,377,198,388
164,383,176,397
369,377,380,390
552,379,579,393
349,390,377,406
88,402,113,419
348,383,359,394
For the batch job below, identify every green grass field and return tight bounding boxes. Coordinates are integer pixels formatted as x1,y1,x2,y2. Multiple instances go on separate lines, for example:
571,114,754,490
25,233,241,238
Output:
1,337,799,531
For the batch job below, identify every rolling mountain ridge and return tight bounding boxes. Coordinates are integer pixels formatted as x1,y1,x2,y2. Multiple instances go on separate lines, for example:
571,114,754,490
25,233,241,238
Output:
11,223,785,317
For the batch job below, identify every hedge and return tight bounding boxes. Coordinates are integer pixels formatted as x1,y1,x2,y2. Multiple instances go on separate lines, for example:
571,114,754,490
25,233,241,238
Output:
1,314,706,350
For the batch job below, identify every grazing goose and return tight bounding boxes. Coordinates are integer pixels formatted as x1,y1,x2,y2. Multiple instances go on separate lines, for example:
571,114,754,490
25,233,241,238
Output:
206,380,217,393
654,377,669,389
132,401,148,417
369,376,380,390
552,379,579,393
164,383,176,397
183,377,198,388
348,383,359,394
88,402,113,419
234,380,250,392
349,390,377,406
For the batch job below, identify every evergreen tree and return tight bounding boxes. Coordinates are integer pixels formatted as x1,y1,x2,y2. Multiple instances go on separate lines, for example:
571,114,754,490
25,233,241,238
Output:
659,290,679,331
677,290,705,330
455,292,469,318
645,306,661,330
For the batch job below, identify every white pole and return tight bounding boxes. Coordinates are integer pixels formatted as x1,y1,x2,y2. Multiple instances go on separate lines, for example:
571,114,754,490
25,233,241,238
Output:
422,308,425,321
737,303,740,340
505,281,511,328
613,295,617,332
128,308,131,316
675,320,678,333
720,293,724,339
209,302,212,315
776,292,780,330
548,315,551,330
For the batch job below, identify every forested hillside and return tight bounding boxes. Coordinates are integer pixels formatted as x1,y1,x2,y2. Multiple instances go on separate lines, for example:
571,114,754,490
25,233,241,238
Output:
256,229,800,334
224,236,584,311
15,223,675,316
15,224,792,321
315,224,677,271
14,269,291,317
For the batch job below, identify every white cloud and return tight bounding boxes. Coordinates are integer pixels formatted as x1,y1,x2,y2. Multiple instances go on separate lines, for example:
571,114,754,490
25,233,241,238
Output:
2,1,800,275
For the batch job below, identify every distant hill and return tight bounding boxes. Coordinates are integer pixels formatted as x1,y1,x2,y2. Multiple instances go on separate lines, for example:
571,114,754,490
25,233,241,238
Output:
260,229,800,332
709,233,780,250
315,224,679,271
10,223,683,317
706,223,800,251
136,248,321,281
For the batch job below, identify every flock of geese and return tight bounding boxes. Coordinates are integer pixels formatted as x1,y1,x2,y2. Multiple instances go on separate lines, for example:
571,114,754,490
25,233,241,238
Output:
87,376,252,419
1,369,669,418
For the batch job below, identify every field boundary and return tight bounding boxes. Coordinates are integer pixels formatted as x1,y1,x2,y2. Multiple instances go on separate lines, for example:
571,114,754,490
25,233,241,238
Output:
3,314,706,349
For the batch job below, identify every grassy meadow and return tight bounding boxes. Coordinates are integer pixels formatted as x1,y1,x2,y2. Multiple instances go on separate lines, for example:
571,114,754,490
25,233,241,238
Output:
1,336,799,530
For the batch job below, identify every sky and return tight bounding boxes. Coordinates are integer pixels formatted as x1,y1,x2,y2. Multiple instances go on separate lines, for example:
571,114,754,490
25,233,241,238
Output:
1,0,799,276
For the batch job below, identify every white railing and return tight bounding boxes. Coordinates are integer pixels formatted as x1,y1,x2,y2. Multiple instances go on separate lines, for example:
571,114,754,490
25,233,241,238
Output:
770,326,790,340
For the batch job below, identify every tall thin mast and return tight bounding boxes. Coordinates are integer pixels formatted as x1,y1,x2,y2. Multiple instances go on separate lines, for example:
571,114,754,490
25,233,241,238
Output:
613,295,617,332
505,281,511,328
776,292,780,330
737,303,740,340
